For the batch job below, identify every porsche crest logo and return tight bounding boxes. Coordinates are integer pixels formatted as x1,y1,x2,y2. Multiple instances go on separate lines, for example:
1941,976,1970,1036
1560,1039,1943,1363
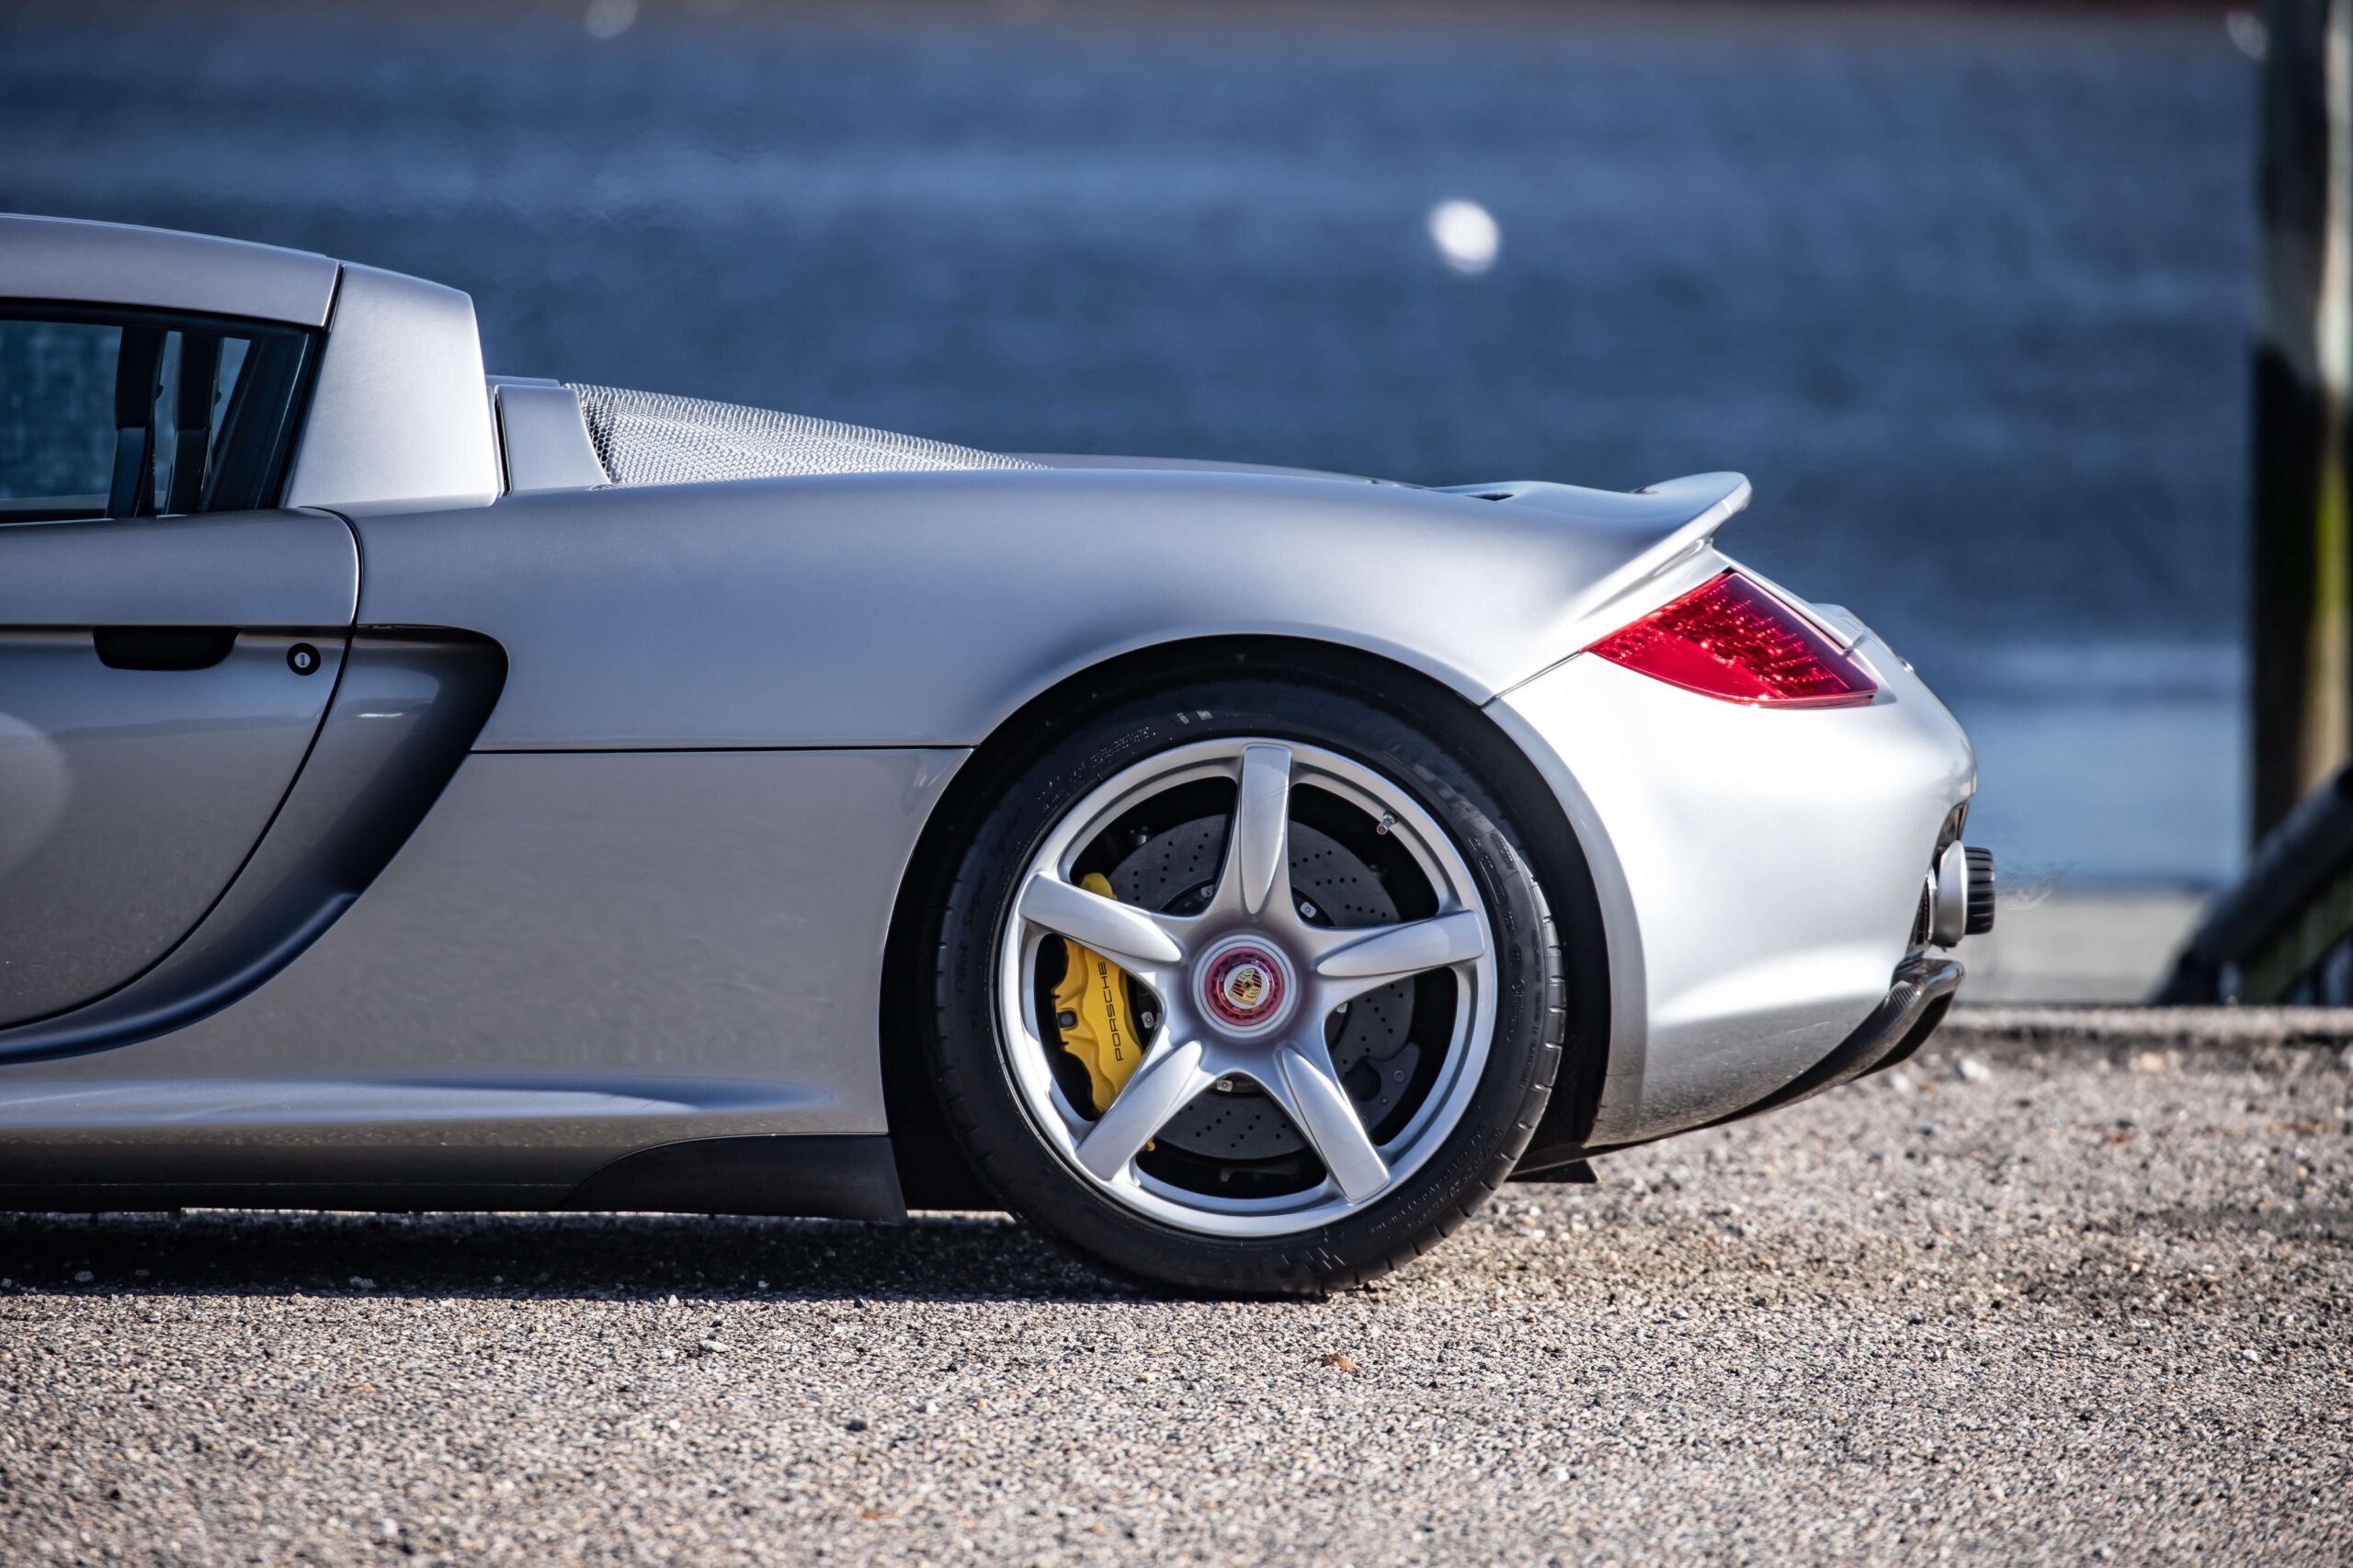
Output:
1221,962,1270,1012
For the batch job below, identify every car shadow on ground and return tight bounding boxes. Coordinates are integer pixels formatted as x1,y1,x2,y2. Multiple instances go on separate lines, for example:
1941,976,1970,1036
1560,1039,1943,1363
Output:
0,1210,1156,1304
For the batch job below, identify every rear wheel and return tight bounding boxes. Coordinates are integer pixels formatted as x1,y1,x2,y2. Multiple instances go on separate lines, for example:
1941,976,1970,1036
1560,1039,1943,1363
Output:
925,678,1563,1295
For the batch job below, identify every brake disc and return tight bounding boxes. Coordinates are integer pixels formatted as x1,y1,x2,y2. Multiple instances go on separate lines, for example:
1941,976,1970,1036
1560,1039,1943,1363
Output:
1104,816,1421,1161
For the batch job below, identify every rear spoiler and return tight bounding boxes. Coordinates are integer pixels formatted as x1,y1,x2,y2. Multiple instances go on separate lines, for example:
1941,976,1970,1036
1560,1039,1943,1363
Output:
1439,472,1752,644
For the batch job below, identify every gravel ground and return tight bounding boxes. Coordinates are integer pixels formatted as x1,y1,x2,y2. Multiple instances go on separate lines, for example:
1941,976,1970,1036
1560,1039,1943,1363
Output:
1,1028,2346,1565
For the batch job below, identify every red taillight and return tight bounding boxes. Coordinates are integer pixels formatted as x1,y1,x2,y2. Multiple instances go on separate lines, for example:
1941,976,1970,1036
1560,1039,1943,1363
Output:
1585,572,1875,708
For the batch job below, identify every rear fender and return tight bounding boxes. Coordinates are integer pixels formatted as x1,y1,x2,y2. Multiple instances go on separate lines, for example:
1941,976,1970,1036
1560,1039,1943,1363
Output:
342,467,1753,751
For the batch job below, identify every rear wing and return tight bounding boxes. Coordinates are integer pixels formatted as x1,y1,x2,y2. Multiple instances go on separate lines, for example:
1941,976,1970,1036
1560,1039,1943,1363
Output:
1440,472,1752,650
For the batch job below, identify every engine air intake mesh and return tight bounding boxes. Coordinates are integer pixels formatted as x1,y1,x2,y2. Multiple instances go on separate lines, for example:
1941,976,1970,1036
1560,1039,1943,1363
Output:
566,383,1042,487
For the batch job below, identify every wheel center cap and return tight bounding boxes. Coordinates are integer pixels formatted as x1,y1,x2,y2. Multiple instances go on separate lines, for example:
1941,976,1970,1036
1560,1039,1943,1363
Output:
1201,940,1291,1034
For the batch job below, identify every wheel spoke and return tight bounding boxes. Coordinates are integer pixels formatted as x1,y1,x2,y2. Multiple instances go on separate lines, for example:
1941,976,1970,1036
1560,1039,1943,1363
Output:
1261,1038,1390,1203
1311,909,1487,1003
1017,873,1184,973
1074,1038,1216,1179
1214,743,1293,918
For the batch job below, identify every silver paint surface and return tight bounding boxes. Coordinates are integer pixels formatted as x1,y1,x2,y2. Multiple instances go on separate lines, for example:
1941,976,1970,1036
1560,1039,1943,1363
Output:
494,382,608,494
0,635,500,1062
1493,619,1975,1145
283,265,500,512
0,213,336,326
348,470,1733,751
0,631,344,1025
0,1078,828,1191
0,749,961,1178
0,510,358,628
1017,453,1388,482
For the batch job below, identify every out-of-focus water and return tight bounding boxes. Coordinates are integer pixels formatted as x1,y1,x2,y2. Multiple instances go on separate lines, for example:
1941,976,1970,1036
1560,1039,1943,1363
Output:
0,2,2251,887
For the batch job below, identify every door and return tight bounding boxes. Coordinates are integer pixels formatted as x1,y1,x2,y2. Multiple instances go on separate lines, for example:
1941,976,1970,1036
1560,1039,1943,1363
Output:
0,305,356,1027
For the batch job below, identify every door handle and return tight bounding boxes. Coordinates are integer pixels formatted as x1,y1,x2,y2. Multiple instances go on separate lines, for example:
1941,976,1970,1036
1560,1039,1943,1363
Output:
92,627,238,671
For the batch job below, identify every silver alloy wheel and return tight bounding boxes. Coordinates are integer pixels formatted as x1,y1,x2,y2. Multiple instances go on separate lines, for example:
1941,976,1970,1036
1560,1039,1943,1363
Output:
995,737,1499,1237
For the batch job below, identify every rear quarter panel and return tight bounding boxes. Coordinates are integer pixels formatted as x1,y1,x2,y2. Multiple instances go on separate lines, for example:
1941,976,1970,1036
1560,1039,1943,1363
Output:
1493,628,1975,1145
343,469,1658,749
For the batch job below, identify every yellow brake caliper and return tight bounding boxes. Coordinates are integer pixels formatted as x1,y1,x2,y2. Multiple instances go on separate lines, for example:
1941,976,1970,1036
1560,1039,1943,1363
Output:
1051,872,1148,1117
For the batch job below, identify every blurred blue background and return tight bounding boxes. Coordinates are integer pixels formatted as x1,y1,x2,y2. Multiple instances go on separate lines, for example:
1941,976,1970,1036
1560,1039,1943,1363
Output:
0,0,2250,912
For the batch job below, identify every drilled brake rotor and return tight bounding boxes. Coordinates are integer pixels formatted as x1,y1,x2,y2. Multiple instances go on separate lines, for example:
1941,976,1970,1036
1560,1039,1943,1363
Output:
1104,817,1419,1161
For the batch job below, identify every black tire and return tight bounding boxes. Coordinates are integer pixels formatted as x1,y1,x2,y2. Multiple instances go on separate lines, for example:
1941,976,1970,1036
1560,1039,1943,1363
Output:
924,676,1566,1296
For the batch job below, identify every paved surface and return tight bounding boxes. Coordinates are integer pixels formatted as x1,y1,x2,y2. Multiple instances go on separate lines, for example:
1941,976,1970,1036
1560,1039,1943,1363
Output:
1,1025,2346,1564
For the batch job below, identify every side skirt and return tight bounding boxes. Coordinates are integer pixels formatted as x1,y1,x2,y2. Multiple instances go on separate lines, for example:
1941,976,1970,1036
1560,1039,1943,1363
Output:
0,1136,910,1222
563,1134,907,1221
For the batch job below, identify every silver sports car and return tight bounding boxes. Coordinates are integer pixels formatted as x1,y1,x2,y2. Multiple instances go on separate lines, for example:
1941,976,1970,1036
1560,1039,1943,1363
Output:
0,215,1992,1294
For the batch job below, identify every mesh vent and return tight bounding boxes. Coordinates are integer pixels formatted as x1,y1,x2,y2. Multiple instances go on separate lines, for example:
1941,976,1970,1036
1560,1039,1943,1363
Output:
565,383,1041,487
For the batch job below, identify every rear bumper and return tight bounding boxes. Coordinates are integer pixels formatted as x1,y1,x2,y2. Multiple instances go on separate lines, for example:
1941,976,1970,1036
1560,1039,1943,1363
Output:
1486,624,1976,1146
1685,953,1963,1134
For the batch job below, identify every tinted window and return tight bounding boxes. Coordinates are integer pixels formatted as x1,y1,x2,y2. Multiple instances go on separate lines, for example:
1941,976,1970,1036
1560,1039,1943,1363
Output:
0,307,313,523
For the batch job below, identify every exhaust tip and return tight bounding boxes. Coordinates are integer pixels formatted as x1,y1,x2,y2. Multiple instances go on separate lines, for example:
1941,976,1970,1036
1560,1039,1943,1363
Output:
1963,846,1996,936
1929,841,1998,945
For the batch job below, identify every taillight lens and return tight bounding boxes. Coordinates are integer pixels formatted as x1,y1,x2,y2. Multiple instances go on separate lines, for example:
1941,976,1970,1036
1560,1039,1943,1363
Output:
1585,572,1875,707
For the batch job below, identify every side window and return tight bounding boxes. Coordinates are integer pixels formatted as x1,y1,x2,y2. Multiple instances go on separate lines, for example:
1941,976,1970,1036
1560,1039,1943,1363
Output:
0,307,313,524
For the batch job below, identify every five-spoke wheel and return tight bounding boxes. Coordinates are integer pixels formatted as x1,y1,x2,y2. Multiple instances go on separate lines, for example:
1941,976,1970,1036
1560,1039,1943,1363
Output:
1001,739,1497,1233
926,676,1563,1295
